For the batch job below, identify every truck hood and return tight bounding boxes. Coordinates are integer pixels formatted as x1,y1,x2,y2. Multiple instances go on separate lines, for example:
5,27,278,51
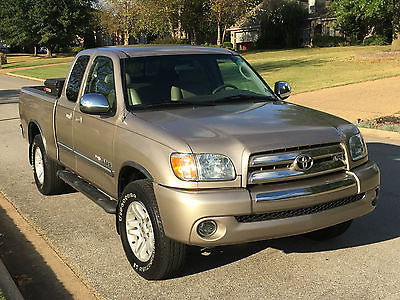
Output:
134,101,355,173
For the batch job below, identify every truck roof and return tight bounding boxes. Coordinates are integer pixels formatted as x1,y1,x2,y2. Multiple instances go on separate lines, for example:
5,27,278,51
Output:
80,46,235,58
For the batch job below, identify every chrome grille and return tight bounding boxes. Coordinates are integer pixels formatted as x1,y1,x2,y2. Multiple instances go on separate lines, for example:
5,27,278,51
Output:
248,143,346,185
235,193,365,223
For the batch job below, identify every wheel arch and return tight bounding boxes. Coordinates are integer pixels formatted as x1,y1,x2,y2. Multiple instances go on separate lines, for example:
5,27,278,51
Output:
28,120,45,165
116,161,154,234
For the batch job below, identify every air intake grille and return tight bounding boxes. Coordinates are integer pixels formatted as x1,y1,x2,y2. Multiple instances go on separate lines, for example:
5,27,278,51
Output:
235,193,365,223
247,143,346,185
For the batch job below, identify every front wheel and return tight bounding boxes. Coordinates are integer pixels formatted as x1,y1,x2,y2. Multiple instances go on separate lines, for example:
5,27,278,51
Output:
304,220,353,241
118,180,186,280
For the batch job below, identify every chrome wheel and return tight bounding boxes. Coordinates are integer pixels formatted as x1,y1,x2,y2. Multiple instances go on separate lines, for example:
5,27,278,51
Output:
34,146,45,185
125,201,155,262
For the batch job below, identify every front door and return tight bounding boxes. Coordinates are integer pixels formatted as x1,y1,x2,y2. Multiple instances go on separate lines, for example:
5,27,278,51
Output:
73,56,117,196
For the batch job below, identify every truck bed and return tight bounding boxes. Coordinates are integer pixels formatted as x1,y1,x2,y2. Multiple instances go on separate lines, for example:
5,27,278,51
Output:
19,86,58,160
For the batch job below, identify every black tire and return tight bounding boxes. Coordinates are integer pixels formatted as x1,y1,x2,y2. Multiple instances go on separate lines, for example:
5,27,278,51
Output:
118,179,186,280
30,135,66,195
304,220,353,241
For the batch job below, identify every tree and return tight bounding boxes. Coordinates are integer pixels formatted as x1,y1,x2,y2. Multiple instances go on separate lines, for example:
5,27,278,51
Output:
0,0,41,55
0,0,97,56
209,0,260,45
257,0,308,49
105,0,140,45
329,0,394,44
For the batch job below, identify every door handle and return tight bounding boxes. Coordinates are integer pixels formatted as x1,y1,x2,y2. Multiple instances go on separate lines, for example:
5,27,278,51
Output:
65,113,72,120
75,117,82,123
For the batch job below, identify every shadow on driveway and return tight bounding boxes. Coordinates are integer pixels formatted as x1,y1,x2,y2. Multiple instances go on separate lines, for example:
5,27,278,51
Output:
0,205,73,299
0,89,20,104
181,142,400,276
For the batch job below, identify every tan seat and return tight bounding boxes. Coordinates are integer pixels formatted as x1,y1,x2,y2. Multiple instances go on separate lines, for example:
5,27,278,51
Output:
125,73,141,105
171,64,211,101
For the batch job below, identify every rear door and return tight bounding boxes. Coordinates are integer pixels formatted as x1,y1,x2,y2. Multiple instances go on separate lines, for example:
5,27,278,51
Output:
73,56,117,195
55,55,90,170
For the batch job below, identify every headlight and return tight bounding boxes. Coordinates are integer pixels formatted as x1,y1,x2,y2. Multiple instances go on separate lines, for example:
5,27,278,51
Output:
349,133,367,161
171,153,236,181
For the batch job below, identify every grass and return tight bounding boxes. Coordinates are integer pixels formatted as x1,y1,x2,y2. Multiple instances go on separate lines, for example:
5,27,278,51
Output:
242,45,400,93
0,289,5,300
10,64,71,80
8,45,400,92
2,53,73,69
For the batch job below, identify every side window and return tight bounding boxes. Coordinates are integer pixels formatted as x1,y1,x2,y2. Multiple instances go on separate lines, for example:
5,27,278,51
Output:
84,56,115,107
66,55,90,102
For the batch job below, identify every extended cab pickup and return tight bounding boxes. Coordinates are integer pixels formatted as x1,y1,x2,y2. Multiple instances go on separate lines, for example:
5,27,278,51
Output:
19,46,380,280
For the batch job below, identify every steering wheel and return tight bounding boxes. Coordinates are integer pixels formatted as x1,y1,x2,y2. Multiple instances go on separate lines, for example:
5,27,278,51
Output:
212,84,238,94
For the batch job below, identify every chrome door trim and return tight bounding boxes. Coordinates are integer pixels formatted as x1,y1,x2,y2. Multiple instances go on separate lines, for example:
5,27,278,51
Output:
57,141,114,177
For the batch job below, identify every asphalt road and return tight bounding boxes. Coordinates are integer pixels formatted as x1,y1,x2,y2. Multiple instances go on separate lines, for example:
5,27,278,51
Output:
1,74,400,299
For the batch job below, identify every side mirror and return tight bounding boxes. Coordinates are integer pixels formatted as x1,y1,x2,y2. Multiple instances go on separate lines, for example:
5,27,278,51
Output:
80,93,111,115
274,81,291,100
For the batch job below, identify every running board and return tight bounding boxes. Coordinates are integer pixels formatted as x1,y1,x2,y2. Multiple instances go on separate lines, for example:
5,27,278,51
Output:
57,170,117,214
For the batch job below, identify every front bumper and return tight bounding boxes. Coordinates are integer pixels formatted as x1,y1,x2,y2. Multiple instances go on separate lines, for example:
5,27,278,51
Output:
154,161,380,247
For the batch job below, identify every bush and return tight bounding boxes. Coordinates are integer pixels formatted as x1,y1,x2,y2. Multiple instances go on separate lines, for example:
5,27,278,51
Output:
363,35,390,46
313,35,347,47
221,42,233,50
69,46,85,55
152,36,187,45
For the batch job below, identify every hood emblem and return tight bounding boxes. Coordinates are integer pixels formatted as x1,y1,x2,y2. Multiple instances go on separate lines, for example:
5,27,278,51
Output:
294,154,313,171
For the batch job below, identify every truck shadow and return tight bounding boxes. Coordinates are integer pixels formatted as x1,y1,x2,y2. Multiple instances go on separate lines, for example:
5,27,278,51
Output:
182,142,400,276
0,205,73,299
0,89,20,104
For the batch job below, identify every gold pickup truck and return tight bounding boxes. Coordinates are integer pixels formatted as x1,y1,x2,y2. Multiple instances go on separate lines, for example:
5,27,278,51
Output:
19,46,380,280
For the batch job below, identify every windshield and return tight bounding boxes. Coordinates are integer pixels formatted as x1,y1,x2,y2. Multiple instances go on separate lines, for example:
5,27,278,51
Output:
122,54,274,109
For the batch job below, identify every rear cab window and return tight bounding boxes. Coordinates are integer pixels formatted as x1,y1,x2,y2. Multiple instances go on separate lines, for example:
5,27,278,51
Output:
65,55,90,102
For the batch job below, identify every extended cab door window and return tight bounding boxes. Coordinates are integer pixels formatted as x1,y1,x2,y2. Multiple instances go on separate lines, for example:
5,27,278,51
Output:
56,55,90,170
84,56,116,110
66,55,90,102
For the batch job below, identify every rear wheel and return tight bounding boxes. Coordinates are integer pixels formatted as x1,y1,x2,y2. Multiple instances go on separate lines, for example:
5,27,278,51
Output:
118,179,186,280
304,220,353,241
31,135,66,195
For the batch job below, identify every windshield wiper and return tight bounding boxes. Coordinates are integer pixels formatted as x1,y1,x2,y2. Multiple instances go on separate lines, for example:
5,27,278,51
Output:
208,94,276,104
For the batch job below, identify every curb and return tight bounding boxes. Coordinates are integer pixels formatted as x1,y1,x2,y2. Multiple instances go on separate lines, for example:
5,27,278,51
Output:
0,258,24,300
359,127,400,142
4,72,43,83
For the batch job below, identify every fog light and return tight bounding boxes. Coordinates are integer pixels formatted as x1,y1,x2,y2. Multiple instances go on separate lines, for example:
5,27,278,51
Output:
197,220,217,238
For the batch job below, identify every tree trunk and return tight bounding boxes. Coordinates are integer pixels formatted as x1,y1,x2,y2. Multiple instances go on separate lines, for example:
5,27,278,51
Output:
124,30,129,45
46,48,52,57
392,0,400,51
392,36,400,51
222,24,227,44
216,9,222,45
33,46,37,57
217,24,221,45
165,7,175,38
177,7,183,40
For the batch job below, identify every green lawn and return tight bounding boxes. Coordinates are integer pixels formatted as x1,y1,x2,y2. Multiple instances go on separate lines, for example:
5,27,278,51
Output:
8,46,400,93
10,64,71,80
0,289,6,300
2,53,73,69
243,45,400,93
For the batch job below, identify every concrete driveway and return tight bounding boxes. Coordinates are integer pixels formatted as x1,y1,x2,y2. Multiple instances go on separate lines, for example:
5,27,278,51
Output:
0,74,400,299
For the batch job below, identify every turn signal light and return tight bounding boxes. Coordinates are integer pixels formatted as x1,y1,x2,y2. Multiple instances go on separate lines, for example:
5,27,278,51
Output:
171,154,197,181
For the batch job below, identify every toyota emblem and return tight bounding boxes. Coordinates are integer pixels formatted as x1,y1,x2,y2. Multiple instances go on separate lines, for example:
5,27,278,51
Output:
294,154,313,171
